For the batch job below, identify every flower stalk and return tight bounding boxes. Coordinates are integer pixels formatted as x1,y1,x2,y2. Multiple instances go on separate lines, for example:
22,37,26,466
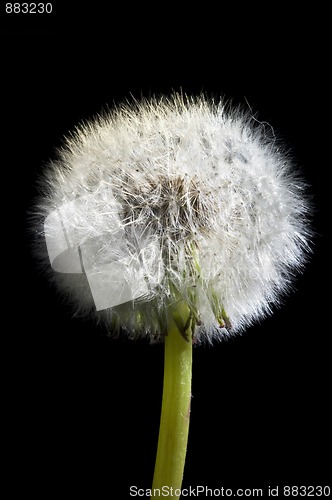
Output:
151,300,193,499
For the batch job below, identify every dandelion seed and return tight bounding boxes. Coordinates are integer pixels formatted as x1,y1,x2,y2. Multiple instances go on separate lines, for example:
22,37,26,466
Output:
34,93,311,343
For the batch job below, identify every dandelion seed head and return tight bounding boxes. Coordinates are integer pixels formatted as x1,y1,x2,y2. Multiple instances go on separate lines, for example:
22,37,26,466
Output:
34,94,312,343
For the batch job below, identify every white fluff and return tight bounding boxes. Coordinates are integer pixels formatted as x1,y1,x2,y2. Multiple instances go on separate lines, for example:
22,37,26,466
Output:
34,94,312,343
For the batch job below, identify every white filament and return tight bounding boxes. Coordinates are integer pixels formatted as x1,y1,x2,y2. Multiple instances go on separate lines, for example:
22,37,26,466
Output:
35,94,312,342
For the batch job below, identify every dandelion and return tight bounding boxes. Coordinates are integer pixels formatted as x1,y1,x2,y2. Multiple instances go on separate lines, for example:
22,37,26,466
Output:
33,93,312,498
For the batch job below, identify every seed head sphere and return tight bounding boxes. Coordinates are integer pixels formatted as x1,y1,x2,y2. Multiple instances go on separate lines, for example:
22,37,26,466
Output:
36,94,311,343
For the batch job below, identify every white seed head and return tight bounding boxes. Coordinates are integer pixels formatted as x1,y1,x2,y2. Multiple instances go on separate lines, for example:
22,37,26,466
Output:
33,94,312,343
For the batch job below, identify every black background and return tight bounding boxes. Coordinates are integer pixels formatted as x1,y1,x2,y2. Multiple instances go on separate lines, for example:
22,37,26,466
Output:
2,6,330,498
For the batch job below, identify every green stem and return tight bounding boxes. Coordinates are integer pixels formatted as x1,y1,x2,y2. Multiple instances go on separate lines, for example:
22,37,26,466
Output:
151,301,193,499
